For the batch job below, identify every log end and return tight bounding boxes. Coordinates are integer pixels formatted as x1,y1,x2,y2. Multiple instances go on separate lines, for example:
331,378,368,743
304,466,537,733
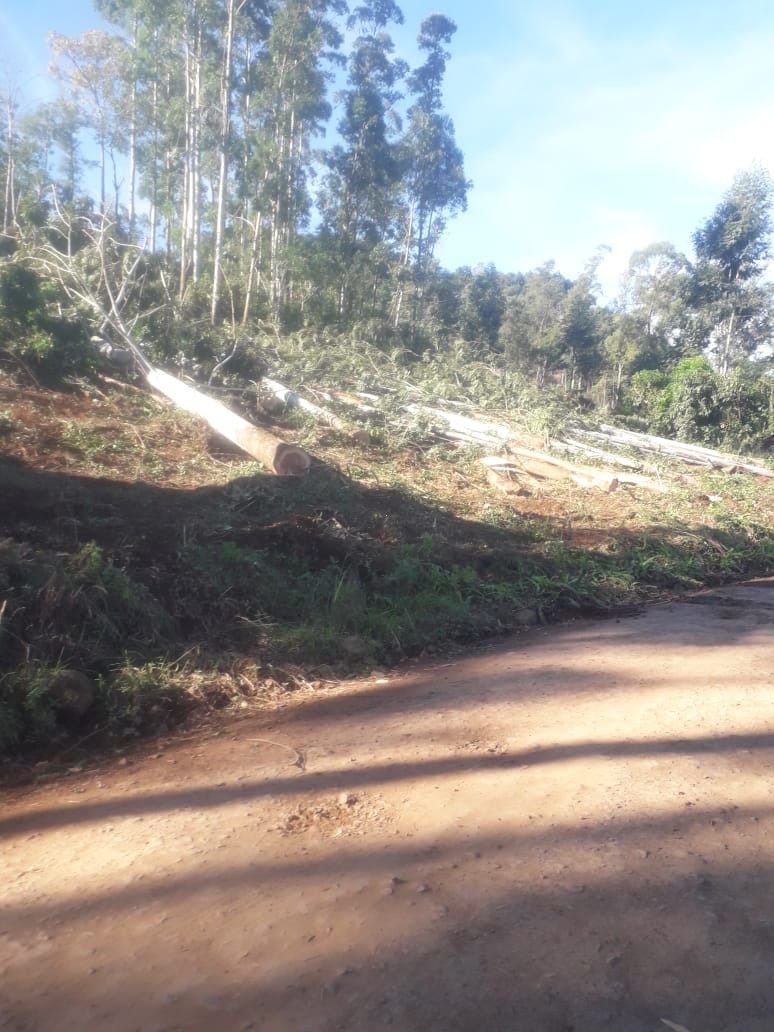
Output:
274,444,312,476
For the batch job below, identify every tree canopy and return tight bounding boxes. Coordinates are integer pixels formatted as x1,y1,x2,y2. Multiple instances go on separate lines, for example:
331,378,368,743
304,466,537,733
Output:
0,3,772,448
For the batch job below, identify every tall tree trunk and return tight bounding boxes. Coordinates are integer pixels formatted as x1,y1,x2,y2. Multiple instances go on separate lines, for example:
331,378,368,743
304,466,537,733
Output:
127,14,139,239
721,307,736,376
2,93,15,233
191,26,202,285
211,0,241,324
149,77,159,254
179,36,192,297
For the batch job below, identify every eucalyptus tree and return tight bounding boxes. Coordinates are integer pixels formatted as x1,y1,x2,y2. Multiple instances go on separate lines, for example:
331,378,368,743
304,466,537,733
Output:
209,0,274,323
554,253,605,391
497,262,571,384
94,0,172,242
692,166,774,373
600,240,697,399
49,30,128,218
618,242,694,357
232,0,276,291
395,14,468,326
457,263,505,351
1,80,19,233
320,0,406,319
252,0,345,318
12,103,63,224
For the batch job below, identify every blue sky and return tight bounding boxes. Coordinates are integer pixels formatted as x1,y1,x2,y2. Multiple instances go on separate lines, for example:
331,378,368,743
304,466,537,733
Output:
3,0,774,296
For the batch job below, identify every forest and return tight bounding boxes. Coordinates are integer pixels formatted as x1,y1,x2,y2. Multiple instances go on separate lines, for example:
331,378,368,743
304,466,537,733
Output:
0,0,772,450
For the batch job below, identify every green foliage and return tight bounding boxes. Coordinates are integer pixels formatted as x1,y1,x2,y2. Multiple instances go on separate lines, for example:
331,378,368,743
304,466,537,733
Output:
0,257,93,379
0,664,67,753
0,540,171,675
625,356,773,448
692,167,774,373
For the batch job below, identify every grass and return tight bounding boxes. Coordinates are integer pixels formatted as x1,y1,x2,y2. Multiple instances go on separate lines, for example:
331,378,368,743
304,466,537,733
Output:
1,367,772,760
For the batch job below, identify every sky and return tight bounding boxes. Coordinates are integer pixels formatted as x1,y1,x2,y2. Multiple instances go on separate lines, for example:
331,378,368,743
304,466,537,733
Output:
3,0,774,297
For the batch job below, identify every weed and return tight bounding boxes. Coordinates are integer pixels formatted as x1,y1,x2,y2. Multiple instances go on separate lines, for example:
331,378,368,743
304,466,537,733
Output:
0,663,70,752
0,408,15,435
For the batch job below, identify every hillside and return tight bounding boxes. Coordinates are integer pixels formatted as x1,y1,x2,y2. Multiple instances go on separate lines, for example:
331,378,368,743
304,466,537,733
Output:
1,361,772,763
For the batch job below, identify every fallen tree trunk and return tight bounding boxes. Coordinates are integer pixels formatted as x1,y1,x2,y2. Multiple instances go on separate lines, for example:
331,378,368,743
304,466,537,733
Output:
404,403,514,450
575,424,774,478
322,390,380,416
557,438,642,470
482,457,533,494
261,378,346,430
147,368,311,475
261,378,370,445
615,472,669,493
483,453,620,493
504,446,621,491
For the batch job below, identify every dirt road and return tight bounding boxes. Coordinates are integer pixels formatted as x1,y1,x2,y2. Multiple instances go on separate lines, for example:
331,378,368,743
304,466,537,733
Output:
2,581,774,1032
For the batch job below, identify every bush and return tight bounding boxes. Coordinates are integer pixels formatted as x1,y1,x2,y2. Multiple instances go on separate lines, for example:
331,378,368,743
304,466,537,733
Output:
625,357,774,449
0,257,93,380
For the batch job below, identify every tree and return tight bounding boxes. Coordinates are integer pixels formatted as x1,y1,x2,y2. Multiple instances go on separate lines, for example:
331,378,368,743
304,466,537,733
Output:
210,0,273,323
49,30,128,218
555,254,605,392
498,262,570,383
692,166,774,374
253,0,345,319
1,78,19,234
458,263,504,351
319,0,405,319
619,242,694,357
396,14,468,327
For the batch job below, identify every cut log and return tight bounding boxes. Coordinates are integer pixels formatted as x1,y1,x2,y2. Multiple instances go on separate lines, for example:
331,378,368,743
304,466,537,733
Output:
616,472,669,493
322,390,380,416
505,446,620,491
146,368,311,475
482,454,619,493
261,377,345,430
557,438,642,470
484,462,531,496
404,403,514,450
575,424,774,478
261,378,371,445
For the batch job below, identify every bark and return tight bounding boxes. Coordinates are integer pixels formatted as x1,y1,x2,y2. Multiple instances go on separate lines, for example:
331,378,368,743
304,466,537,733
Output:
574,425,774,478
2,92,15,234
127,15,139,238
211,0,243,324
261,378,346,430
558,439,641,470
403,403,515,450
261,379,371,443
147,368,311,475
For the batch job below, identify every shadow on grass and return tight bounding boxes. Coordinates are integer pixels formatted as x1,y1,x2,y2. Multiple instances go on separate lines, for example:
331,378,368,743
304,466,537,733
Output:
1,451,772,755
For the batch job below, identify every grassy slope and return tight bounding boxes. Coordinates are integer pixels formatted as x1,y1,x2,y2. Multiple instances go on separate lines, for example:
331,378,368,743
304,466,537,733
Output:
1,370,773,756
